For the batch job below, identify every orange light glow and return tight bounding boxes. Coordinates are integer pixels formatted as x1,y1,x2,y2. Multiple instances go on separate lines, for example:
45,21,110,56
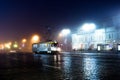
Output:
22,39,27,43
31,35,40,43
0,44,4,50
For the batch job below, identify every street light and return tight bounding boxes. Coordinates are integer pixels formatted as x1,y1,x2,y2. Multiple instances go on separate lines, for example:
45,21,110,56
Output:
81,23,96,50
31,35,40,43
28,34,40,52
61,29,71,36
22,39,27,43
21,38,27,52
82,23,96,32
13,43,18,48
60,29,71,51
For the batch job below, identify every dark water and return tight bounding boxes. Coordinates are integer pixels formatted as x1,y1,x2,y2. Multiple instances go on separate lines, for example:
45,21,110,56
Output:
0,52,120,80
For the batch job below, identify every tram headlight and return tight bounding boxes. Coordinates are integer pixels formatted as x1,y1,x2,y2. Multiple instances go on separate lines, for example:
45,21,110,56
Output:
51,47,61,52
51,47,57,51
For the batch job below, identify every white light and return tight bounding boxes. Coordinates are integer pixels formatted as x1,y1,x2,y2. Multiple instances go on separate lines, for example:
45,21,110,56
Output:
97,46,100,51
51,47,61,52
89,23,96,30
61,29,71,36
57,47,61,52
82,23,96,32
51,47,57,51
118,45,120,51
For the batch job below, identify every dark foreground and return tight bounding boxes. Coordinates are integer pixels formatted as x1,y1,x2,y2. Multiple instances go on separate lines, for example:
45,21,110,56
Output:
0,52,120,80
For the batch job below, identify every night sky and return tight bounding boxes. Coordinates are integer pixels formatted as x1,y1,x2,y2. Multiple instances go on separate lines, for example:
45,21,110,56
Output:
0,0,120,41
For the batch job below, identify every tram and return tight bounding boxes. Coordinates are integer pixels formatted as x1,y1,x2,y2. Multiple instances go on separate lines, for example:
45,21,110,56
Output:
32,41,61,54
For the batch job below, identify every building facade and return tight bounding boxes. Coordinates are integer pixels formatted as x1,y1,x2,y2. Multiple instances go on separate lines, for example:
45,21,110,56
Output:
72,26,120,51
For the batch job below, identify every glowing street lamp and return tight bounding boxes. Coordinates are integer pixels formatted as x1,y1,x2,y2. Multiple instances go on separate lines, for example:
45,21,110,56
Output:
61,29,71,36
22,39,27,43
81,23,96,50
5,43,11,49
82,23,96,32
21,38,27,48
31,35,40,43
13,42,18,48
4,42,12,49
59,29,71,51
13,44,18,48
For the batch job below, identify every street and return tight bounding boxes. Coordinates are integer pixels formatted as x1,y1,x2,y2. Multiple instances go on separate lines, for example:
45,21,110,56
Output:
0,52,120,80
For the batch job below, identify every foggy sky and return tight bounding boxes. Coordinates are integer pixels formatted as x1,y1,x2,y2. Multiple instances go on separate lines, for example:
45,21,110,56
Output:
0,0,120,41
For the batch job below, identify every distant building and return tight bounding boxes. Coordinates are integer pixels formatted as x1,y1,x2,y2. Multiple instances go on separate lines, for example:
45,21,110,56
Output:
72,25,120,51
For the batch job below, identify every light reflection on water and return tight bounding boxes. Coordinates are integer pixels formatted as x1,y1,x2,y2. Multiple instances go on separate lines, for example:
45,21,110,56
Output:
83,58,100,80
62,56,72,79
34,54,102,80
61,56,101,80
53,55,61,62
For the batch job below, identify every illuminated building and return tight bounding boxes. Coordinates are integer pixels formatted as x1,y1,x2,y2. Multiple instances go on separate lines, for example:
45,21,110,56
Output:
72,26,120,51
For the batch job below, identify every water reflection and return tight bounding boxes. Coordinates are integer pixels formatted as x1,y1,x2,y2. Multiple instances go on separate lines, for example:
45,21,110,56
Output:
33,54,101,80
62,56,77,80
34,54,62,68
83,58,100,80
53,55,61,62
61,55,102,80
63,56,71,69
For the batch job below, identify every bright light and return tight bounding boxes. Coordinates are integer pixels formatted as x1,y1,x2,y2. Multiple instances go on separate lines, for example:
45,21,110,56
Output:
57,47,61,52
51,47,61,52
22,39,27,43
118,45,120,51
31,35,40,43
9,50,16,53
82,23,96,32
5,43,11,49
72,44,80,50
97,46,100,51
13,44,18,48
0,44,4,50
51,47,57,51
61,29,71,36
13,42,18,48
33,36,39,41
